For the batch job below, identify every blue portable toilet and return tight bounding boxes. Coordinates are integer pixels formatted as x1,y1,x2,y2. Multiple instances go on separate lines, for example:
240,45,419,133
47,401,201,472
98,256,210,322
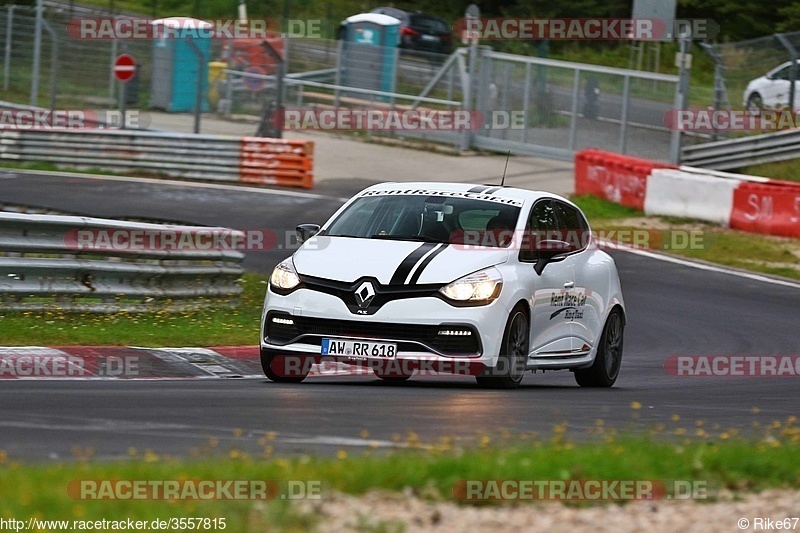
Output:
342,13,400,100
150,17,211,112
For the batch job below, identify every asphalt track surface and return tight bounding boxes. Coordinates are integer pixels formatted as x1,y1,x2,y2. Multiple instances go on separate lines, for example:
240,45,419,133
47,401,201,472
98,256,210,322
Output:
0,171,799,460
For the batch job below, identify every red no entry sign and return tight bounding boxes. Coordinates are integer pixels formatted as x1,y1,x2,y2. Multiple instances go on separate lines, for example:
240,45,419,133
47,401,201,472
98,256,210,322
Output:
113,54,136,82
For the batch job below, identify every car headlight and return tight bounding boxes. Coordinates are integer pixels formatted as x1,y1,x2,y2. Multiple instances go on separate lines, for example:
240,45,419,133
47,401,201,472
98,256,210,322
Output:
270,259,301,293
439,267,502,304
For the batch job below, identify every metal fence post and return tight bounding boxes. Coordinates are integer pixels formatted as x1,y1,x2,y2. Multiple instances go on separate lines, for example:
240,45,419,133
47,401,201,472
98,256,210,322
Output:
31,0,43,106
109,38,118,103
3,5,16,91
41,20,58,112
185,38,205,134
619,75,630,154
521,62,531,144
333,39,343,109
460,41,479,151
568,69,581,150
669,33,692,165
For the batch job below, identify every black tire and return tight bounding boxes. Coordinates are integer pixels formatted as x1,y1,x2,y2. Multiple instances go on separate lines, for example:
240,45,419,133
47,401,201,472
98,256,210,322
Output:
574,309,624,388
261,349,309,383
747,93,764,112
476,309,529,390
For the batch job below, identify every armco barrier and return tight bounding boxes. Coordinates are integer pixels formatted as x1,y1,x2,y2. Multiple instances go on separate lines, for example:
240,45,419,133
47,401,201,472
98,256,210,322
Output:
0,129,314,189
644,169,739,226
730,182,800,239
0,212,245,312
575,149,676,210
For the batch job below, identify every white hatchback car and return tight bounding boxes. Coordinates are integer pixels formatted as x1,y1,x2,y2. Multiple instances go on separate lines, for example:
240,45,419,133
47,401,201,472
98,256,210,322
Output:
744,61,800,110
261,183,626,389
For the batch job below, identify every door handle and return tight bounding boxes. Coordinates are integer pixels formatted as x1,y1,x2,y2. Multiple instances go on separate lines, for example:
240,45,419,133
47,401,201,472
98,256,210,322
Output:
563,281,575,289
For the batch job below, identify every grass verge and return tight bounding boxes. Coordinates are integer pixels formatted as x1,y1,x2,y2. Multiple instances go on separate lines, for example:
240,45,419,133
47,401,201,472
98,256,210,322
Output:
0,437,799,532
571,195,800,280
742,160,800,184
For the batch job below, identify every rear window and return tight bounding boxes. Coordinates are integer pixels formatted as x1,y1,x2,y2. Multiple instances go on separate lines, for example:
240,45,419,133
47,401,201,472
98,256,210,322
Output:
410,15,449,33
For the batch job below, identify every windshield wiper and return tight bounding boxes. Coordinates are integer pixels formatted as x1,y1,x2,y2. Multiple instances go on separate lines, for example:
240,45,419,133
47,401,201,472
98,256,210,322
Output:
326,234,365,239
370,234,444,243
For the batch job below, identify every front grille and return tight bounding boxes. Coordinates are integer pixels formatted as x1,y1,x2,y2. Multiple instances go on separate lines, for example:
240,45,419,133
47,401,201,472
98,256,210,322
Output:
265,312,480,356
299,275,441,315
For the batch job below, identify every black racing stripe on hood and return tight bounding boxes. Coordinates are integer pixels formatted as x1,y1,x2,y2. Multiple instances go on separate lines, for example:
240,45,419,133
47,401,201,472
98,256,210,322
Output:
482,186,503,194
407,244,449,285
468,185,492,193
389,242,438,285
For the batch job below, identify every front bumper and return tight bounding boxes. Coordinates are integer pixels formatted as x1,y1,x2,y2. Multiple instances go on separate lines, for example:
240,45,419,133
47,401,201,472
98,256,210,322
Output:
260,286,510,369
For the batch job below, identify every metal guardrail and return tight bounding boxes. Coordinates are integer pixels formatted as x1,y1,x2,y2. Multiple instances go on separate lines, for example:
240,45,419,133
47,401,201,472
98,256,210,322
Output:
681,129,800,170
0,128,315,188
0,212,245,312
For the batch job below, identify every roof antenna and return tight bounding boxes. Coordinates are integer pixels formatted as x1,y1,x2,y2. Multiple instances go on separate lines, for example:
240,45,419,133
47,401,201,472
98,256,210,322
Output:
500,150,510,187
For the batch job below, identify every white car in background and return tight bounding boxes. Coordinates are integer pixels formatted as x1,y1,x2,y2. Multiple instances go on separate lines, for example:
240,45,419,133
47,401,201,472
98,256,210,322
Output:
261,183,626,389
744,61,800,110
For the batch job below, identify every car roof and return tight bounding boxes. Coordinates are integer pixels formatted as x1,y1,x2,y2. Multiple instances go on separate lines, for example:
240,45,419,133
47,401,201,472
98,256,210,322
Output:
361,182,569,204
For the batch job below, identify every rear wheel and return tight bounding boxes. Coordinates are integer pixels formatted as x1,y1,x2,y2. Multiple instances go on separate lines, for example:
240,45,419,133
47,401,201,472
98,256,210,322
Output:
261,349,310,383
574,309,624,388
476,309,529,390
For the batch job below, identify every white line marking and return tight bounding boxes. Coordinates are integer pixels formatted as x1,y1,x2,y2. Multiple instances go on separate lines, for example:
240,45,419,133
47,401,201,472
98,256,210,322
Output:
601,239,800,290
6,168,348,202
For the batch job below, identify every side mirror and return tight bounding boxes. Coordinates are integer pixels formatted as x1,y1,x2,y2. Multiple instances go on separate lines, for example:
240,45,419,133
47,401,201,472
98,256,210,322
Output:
296,224,320,244
533,240,575,276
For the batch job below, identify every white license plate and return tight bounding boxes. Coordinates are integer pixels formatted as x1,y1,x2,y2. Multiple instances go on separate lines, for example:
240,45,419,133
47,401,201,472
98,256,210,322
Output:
421,34,438,41
321,338,397,359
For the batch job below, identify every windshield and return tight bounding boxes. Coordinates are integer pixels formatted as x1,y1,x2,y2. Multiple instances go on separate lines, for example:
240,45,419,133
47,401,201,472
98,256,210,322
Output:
323,194,521,247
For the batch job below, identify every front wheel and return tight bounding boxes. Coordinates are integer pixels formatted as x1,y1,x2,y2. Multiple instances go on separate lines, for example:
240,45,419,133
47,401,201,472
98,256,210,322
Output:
746,93,764,112
574,309,624,388
261,349,310,383
476,309,529,390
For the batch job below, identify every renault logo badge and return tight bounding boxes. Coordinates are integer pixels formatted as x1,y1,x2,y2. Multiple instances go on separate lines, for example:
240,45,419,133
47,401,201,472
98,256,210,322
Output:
354,281,376,308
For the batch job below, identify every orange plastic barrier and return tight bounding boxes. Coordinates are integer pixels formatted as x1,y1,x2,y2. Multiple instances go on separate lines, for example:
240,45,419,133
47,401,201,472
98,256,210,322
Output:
239,137,314,189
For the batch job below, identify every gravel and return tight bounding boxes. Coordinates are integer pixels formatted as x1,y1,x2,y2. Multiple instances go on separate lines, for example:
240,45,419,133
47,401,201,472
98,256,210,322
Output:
295,488,800,532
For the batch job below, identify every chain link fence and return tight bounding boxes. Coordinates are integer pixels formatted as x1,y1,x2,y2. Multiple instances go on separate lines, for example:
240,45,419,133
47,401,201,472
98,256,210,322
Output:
1,5,682,163
470,49,679,161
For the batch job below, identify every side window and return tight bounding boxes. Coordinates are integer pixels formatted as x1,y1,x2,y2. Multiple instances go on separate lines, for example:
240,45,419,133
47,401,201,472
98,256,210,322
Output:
772,66,792,81
554,201,589,252
520,199,558,262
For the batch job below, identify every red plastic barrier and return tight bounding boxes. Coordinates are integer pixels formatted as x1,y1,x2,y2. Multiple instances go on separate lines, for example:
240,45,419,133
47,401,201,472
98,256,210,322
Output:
730,182,800,238
575,149,676,210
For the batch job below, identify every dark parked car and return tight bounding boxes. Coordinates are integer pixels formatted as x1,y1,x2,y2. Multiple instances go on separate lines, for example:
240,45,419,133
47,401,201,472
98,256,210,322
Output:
337,8,453,56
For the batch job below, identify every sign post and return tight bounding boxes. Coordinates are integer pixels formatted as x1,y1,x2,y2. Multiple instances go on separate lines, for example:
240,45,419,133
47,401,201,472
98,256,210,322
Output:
460,4,480,151
113,53,135,130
